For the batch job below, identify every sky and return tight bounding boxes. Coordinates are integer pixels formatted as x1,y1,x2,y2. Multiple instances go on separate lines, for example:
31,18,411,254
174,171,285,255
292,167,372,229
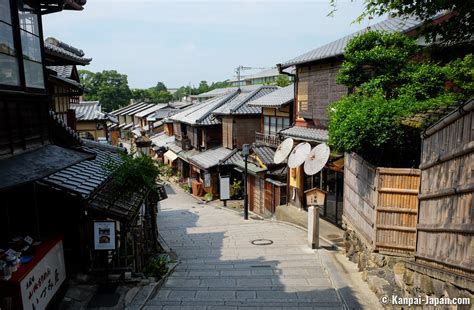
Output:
42,0,385,89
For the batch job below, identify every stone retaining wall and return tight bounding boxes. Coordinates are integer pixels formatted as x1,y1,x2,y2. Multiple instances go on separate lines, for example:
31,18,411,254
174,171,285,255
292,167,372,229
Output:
343,225,474,307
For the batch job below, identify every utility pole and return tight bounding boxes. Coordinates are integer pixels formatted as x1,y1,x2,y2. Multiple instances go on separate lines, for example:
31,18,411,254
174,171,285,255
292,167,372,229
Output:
242,144,250,220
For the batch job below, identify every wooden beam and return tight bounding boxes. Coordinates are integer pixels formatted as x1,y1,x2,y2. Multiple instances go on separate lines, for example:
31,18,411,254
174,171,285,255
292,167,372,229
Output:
378,188,419,195
376,225,417,232
376,207,418,214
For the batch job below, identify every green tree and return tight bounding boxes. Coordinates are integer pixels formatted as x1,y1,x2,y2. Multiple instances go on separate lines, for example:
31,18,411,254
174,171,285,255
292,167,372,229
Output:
197,80,210,94
330,0,473,45
153,82,167,93
275,75,291,87
79,70,132,112
328,31,472,166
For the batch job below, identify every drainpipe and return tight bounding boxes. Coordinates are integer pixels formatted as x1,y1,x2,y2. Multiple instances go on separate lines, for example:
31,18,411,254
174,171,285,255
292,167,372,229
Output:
277,64,297,210
277,63,296,127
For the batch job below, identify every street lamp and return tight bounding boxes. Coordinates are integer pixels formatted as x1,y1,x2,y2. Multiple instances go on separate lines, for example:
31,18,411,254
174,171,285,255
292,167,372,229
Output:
242,144,250,220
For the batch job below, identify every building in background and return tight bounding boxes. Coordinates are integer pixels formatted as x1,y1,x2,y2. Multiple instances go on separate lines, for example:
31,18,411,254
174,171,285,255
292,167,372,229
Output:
70,101,115,141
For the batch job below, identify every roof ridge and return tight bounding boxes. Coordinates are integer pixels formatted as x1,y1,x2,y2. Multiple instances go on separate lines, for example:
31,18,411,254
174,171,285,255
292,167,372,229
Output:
196,90,239,123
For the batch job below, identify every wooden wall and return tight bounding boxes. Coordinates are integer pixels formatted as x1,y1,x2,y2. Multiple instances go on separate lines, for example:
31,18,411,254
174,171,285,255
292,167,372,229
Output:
296,62,347,128
233,117,260,149
343,152,420,255
417,101,473,277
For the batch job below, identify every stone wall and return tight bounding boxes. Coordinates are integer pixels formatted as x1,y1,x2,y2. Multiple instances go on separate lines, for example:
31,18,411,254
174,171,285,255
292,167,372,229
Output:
343,225,474,307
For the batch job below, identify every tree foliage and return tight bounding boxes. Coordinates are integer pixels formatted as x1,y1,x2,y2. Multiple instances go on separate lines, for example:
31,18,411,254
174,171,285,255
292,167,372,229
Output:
328,31,473,166
172,80,230,100
275,75,291,87
79,69,132,112
105,152,162,198
329,0,474,45
131,82,173,104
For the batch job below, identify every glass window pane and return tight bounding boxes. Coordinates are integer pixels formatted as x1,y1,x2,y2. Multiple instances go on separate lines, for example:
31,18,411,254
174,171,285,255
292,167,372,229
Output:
264,116,269,135
20,30,41,61
270,117,276,134
0,23,15,56
0,0,12,24
18,1,39,35
24,59,44,89
0,53,20,86
283,118,290,128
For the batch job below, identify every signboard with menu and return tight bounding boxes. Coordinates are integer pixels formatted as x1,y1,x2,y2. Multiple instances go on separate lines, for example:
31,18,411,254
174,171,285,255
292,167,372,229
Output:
93,221,116,251
20,240,66,310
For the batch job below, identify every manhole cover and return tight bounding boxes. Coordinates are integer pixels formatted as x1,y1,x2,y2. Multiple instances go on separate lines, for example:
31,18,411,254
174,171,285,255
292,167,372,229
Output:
251,239,273,246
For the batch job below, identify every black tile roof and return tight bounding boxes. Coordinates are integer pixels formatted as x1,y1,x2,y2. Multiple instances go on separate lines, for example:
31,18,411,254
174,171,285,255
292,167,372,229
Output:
42,141,124,199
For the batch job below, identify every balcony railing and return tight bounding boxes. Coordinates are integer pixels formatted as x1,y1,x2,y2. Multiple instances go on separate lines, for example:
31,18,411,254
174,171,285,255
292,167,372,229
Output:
255,132,280,148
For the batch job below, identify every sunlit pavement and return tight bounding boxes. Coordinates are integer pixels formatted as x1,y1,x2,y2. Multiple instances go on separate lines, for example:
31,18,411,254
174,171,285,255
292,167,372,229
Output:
144,183,381,309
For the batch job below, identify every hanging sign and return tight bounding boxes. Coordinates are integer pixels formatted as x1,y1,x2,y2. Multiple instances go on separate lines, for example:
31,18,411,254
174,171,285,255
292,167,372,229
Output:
93,221,116,251
20,240,66,310
219,175,230,200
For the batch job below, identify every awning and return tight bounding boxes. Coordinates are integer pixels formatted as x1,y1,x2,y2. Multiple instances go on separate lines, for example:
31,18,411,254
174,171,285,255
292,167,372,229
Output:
122,123,133,130
0,144,95,190
131,129,142,136
164,150,178,162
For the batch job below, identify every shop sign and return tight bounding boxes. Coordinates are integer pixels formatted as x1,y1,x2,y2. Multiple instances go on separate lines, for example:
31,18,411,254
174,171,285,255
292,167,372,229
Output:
20,241,66,310
93,221,116,251
219,175,230,200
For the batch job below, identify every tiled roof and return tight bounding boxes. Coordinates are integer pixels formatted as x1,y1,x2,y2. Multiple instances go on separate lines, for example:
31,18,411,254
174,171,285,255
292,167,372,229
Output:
44,38,91,65
48,65,74,78
252,145,276,166
171,93,237,125
248,84,294,108
280,126,329,142
213,86,278,115
42,141,124,199
189,147,233,170
149,107,180,120
280,16,422,68
220,149,242,165
111,102,150,116
135,104,167,118
192,85,261,98
50,74,83,90
219,149,267,175
71,101,110,121
150,133,175,149
0,144,94,190
167,143,183,155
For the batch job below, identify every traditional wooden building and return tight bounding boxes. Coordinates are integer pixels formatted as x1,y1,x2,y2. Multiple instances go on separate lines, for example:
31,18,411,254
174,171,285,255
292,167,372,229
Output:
0,1,90,308
70,101,115,141
167,94,234,193
44,37,91,127
213,85,278,149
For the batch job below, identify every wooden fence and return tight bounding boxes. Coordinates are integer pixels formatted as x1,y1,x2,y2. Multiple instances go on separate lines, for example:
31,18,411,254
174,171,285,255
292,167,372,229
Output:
416,99,473,277
343,152,420,255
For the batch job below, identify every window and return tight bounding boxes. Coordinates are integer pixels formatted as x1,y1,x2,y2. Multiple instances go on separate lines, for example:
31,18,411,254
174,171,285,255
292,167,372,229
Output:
0,0,44,90
19,0,44,88
297,80,309,113
263,116,290,135
0,0,20,86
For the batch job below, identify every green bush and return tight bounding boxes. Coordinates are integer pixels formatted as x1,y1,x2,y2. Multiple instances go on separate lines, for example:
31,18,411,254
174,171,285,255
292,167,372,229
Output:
204,192,213,201
143,254,170,278
328,31,473,166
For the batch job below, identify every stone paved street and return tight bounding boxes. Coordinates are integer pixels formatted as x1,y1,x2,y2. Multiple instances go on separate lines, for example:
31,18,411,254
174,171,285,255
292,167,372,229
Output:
144,184,381,309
